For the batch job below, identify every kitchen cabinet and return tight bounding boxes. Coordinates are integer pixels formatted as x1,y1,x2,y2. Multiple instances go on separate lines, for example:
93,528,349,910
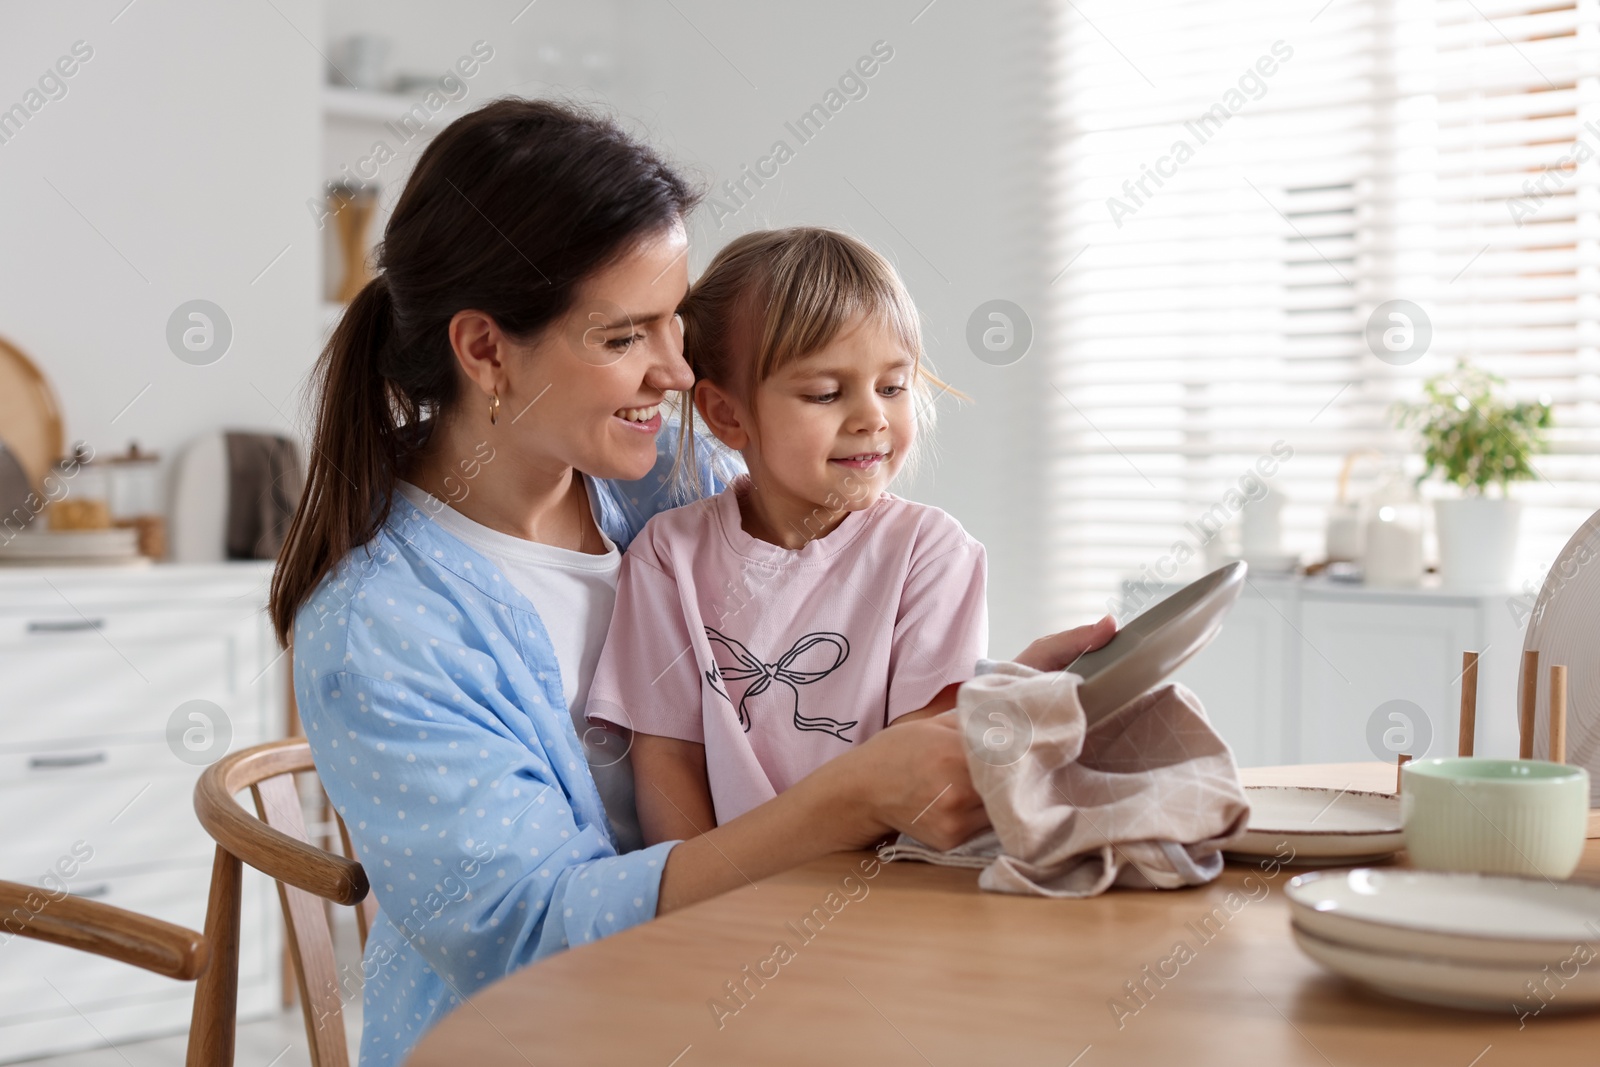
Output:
1168,579,1295,767
1296,597,1481,765
1131,574,1528,767
0,563,285,1063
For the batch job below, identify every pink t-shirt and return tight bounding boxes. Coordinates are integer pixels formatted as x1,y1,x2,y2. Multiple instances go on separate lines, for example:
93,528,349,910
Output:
586,479,988,824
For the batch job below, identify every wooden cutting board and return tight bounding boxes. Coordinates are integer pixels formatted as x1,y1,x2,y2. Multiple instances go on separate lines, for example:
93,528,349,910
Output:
0,335,65,495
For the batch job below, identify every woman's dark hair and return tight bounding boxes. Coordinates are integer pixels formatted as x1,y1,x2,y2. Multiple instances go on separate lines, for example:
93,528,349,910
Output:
269,99,698,647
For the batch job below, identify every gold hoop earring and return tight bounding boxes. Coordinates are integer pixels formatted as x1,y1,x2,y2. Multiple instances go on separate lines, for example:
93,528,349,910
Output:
489,391,500,426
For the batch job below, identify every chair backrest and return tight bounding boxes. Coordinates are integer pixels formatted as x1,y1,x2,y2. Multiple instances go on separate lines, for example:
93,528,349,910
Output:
192,737,375,1067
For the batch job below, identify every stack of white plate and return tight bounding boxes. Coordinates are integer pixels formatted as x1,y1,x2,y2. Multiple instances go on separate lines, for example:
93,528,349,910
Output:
1225,786,1404,867
1287,868,1600,1012
0,528,146,567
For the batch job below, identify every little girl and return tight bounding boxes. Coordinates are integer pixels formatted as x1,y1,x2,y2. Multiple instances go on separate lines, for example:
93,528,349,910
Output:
585,227,987,843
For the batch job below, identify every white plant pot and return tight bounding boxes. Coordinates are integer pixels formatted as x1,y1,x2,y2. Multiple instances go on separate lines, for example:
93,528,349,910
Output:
1434,497,1522,590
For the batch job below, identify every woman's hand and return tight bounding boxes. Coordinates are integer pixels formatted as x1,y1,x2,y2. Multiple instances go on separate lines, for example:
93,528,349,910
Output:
815,716,989,852
657,713,988,912
1012,614,1117,673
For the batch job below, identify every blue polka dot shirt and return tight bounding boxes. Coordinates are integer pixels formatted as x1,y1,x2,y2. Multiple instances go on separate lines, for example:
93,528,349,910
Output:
293,435,731,1065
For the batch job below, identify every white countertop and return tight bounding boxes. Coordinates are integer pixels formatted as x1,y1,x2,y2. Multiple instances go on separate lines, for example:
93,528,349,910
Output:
0,560,275,607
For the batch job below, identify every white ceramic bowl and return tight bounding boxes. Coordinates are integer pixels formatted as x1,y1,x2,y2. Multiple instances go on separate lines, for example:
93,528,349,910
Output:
1401,757,1589,879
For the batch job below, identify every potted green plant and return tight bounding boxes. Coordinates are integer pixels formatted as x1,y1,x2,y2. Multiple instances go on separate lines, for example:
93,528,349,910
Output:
1394,361,1552,589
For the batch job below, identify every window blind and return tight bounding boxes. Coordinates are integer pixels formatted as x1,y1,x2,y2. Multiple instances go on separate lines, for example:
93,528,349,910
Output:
1048,0,1600,621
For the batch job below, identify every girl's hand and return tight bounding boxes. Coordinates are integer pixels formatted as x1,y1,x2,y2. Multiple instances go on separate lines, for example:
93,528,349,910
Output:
1012,614,1117,673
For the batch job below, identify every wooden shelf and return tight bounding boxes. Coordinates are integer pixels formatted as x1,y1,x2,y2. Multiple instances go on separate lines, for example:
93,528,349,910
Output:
322,84,424,123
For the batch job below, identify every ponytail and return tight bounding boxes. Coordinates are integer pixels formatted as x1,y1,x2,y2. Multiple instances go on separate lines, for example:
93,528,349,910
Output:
269,275,413,647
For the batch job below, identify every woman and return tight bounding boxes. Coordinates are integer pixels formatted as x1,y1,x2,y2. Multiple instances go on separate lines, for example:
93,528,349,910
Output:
270,99,1112,1064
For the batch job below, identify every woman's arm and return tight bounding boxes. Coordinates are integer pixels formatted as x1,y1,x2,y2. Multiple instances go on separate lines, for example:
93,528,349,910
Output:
639,611,1113,854
631,733,717,845
655,615,1120,913
658,713,982,911
888,681,960,725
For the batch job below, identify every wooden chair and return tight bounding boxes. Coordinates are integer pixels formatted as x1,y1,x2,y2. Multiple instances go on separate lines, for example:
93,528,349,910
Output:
0,882,208,981
192,736,377,1067
0,880,211,1056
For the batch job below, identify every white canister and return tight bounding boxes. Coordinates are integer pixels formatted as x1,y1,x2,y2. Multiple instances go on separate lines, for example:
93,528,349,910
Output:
1363,508,1423,586
1242,488,1286,555
1325,501,1364,562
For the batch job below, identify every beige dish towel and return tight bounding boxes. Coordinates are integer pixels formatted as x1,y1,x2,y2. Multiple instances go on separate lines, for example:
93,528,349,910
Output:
880,660,1250,898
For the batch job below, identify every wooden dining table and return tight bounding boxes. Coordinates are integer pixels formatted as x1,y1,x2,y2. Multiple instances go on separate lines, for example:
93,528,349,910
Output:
407,762,1600,1065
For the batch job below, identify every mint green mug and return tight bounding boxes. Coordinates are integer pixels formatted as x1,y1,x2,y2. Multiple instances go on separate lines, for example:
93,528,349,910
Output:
1400,758,1590,879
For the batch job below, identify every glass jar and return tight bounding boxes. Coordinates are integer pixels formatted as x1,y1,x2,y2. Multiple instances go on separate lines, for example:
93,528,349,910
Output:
107,441,166,559
49,442,111,531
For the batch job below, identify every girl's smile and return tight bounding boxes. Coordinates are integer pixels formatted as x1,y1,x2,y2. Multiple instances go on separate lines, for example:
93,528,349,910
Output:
830,449,892,470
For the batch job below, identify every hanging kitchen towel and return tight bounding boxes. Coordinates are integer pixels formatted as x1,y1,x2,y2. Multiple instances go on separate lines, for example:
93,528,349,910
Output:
879,660,1250,898
225,432,305,560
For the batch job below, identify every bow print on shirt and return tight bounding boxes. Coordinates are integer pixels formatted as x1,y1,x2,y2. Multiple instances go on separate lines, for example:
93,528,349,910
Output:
704,627,858,741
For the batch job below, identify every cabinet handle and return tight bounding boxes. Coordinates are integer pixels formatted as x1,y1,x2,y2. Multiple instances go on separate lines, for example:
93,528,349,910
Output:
28,751,108,770
26,618,105,634
73,883,111,900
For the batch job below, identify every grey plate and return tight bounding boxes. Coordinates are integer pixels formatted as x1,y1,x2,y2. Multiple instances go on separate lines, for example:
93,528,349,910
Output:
0,443,32,527
1067,561,1247,722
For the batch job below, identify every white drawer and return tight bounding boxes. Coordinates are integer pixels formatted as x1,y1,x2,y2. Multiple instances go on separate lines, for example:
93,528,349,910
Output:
0,860,277,1026
0,608,280,749
0,735,268,878
0,761,205,877
0,603,262,646
0,716,268,774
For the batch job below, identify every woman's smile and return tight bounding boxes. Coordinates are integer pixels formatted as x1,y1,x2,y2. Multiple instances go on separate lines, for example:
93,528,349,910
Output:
614,403,663,433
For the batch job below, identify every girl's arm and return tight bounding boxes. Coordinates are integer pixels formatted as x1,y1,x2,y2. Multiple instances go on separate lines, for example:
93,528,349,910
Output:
888,681,961,725
632,732,717,845
656,616,1115,913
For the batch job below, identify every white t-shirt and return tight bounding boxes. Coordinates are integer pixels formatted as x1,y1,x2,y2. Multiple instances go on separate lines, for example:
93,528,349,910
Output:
396,478,641,849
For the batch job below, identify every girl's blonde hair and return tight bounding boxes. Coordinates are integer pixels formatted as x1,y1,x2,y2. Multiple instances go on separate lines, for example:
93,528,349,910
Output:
672,226,958,498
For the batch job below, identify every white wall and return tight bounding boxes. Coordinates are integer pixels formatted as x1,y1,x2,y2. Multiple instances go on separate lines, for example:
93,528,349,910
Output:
608,0,1058,656
3,0,1056,656
318,0,631,303
0,0,320,497
317,0,1059,655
